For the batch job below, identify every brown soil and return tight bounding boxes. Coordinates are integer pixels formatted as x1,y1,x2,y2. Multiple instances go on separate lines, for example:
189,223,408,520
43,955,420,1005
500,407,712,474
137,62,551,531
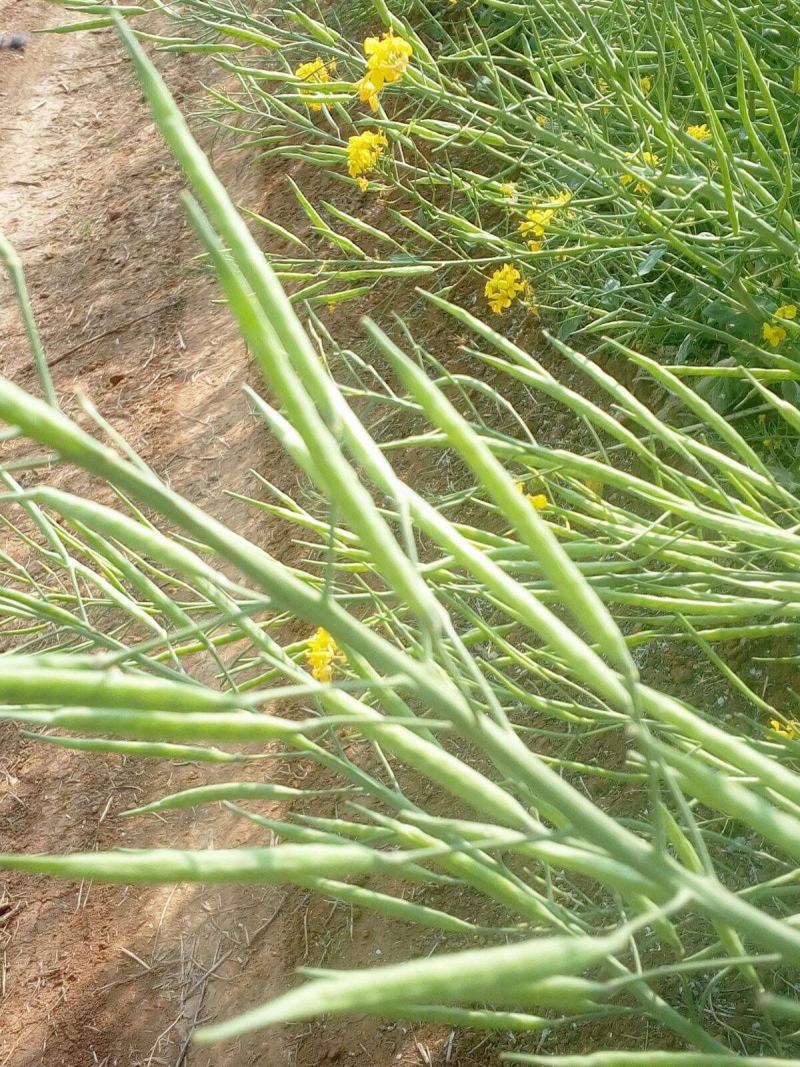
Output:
0,5,514,1066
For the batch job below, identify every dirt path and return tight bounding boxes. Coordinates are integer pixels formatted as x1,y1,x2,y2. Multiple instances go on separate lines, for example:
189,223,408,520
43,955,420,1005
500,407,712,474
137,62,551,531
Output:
0,7,489,1066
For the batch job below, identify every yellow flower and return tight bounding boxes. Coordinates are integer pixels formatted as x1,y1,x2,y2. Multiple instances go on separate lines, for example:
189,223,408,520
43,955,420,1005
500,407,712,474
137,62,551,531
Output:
485,264,526,314
346,129,388,185
597,79,610,96
770,719,799,740
640,75,651,95
776,304,797,320
499,181,518,201
519,207,554,241
356,74,381,112
294,57,333,110
356,31,412,110
535,115,547,128
549,189,576,219
621,150,662,194
364,31,413,83
519,190,574,249
762,322,787,347
306,627,346,683
513,480,548,510
687,123,711,141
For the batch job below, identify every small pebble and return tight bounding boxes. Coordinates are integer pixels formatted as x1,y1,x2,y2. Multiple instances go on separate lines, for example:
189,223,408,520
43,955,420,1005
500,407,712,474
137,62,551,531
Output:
0,33,29,51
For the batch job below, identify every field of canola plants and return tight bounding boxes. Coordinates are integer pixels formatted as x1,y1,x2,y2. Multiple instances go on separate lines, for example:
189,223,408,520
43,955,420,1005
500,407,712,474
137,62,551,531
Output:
4,0,800,1060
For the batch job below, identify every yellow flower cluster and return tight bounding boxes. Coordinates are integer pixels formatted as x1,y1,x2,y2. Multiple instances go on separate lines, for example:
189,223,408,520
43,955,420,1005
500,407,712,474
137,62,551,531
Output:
621,150,662,195
346,129,388,190
771,719,799,740
687,123,711,141
294,56,335,111
514,479,548,510
762,303,797,348
305,627,346,683
763,323,786,347
356,32,413,112
485,264,527,314
640,75,652,95
518,190,572,252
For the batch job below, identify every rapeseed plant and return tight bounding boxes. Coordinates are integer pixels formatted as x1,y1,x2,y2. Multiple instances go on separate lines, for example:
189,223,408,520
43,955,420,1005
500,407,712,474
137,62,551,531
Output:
14,7,800,1063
